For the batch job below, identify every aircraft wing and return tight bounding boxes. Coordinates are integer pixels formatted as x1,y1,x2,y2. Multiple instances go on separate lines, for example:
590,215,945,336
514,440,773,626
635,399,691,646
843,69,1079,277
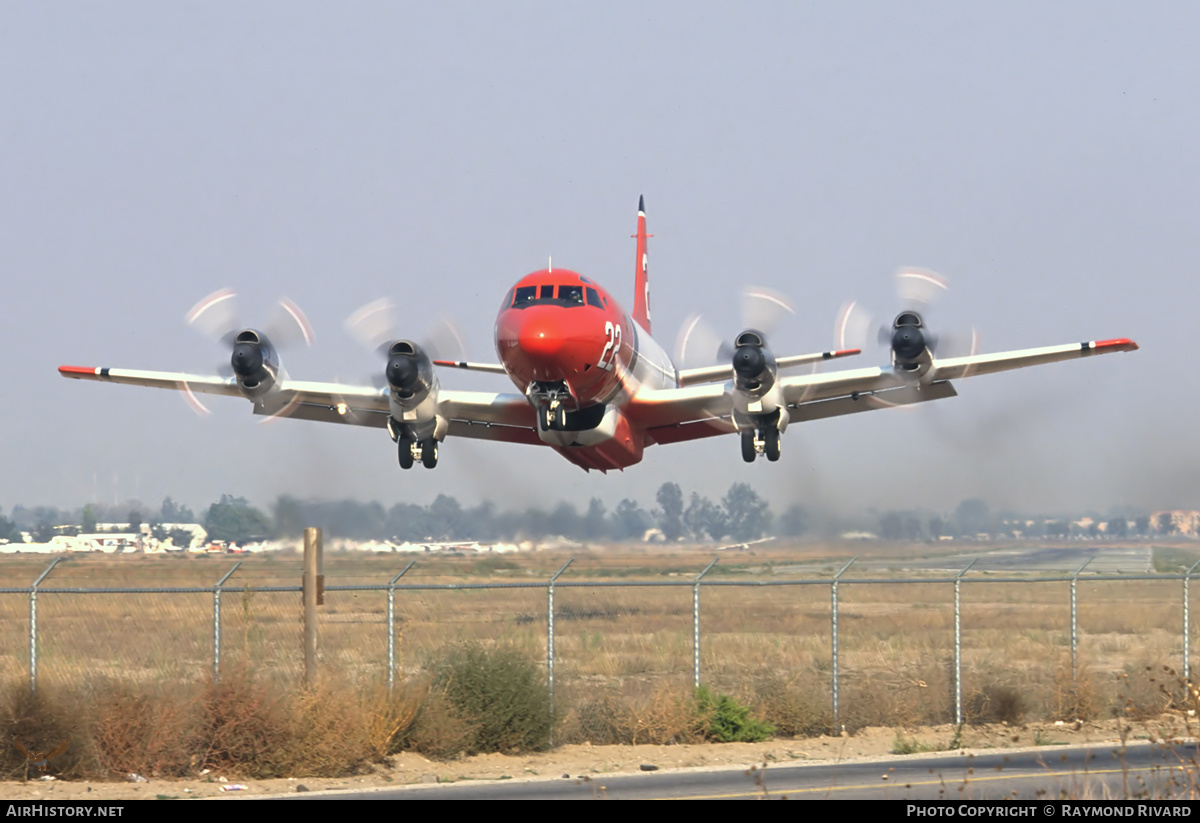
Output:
629,337,1138,444
59,364,538,442
432,360,510,375
676,347,859,387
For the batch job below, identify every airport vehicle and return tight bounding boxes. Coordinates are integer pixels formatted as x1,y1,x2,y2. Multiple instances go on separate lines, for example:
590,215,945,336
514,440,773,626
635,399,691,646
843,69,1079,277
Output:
59,198,1138,472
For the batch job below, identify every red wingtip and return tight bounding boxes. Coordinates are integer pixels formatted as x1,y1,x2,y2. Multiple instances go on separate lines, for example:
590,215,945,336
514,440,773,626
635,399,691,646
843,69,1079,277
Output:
835,348,862,358
59,365,99,376
1095,338,1139,352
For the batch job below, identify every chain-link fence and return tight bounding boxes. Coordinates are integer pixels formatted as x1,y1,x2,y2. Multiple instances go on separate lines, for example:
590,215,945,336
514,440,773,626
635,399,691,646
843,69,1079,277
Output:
3,551,1197,730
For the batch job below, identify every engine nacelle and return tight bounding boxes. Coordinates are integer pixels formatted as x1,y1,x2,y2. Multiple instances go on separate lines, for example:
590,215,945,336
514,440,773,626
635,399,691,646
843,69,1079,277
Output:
890,311,933,377
384,340,444,443
229,329,280,398
731,330,777,397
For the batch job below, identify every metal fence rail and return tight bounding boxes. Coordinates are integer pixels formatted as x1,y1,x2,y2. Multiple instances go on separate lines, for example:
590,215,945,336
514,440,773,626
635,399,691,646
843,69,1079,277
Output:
3,554,1198,731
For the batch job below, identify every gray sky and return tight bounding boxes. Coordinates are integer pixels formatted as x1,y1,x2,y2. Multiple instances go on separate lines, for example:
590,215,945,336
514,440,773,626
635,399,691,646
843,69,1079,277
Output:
1,2,1194,518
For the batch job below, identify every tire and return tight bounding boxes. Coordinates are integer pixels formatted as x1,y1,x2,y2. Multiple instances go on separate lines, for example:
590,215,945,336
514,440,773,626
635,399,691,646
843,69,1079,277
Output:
765,428,781,462
421,439,439,469
741,430,756,463
539,406,552,430
553,405,566,429
398,438,414,470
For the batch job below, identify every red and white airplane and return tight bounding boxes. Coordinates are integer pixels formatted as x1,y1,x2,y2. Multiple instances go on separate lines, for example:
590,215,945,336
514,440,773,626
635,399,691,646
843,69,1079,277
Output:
60,197,1138,472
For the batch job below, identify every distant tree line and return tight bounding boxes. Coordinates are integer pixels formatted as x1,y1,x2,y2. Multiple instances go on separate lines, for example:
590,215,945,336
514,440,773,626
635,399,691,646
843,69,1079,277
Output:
0,491,1181,547
0,484,786,546
873,498,1162,541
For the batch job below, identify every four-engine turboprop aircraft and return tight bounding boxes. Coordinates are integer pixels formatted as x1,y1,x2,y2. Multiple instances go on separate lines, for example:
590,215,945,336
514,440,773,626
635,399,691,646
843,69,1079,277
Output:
59,197,1138,472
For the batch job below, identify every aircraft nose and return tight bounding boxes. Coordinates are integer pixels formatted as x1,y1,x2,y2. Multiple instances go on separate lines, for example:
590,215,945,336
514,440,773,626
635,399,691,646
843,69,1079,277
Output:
518,315,564,360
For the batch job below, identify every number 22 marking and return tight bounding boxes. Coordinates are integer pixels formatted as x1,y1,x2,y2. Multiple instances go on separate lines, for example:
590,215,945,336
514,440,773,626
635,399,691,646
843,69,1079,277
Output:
598,321,622,371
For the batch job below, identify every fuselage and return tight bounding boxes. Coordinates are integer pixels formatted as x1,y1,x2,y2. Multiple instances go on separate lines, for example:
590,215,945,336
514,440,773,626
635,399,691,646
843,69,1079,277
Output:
494,268,676,471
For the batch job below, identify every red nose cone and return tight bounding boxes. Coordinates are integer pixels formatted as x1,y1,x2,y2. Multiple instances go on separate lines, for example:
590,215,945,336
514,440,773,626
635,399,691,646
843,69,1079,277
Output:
518,315,563,361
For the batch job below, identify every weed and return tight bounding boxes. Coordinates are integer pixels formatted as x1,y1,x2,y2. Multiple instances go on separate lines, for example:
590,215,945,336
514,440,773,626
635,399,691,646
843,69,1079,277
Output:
891,732,935,755
947,724,964,750
695,686,774,743
430,643,553,754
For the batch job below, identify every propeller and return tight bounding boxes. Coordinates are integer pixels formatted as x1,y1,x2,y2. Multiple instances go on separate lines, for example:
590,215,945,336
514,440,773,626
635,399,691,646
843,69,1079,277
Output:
836,267,978,361
344,297,466,408
835,267,980,409
675,286,795,369
182,288,314,417
345,298,465,364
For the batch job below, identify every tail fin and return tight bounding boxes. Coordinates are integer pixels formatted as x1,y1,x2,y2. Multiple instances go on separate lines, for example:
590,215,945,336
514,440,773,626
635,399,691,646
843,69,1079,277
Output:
632,195,652,333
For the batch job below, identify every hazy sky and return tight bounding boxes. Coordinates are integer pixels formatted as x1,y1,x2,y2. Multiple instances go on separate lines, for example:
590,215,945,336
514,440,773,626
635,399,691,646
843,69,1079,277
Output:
1,2,1195,518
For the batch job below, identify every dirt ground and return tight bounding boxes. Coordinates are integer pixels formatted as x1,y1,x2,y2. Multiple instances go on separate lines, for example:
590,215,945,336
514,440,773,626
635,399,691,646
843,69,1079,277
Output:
2,715,1195,800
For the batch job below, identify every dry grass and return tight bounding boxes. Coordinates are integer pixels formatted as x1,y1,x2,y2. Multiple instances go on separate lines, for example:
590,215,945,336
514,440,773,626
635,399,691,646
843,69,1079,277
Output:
2,545,1198,776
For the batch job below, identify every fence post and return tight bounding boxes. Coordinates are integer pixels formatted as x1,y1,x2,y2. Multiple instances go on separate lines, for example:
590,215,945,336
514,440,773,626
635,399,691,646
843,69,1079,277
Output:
212,562,241,682
1069,557,1094,697
28,558,60,695
830,557,855,733
1184,560,1200,684
547,558,573,739
387,561,416,693
953,559,977,726
693,557,720,690
303,528,324,687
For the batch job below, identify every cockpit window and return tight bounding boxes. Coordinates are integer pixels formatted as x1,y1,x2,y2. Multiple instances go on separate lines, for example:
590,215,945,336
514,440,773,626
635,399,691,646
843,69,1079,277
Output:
585,287,601,307
509,282,589,309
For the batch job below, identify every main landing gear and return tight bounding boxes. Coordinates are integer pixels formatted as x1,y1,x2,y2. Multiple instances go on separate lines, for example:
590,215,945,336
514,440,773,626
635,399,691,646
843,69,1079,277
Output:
740,424,781,463
397,436,439,470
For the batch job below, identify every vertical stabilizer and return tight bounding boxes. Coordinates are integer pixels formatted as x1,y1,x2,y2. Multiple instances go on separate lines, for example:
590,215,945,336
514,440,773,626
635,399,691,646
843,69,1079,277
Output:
632,195,652,333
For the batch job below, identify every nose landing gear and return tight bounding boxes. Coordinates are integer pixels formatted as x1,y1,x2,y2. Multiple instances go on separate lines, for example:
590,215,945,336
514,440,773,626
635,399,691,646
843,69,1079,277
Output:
530,381,572,431
539,400,567,431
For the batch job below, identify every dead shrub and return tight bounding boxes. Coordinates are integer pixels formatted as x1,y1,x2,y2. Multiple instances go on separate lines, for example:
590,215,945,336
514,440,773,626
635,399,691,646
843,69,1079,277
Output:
966,683,1028,725
361,677,428,759
88,682,199,777
1116,663,1186,721
285,681,376,777
752,675,830,737
191,670,296,778
0,682,91,780
1052,658,1100,721
622,684,707,745
404,686,478,759
562,693,632,745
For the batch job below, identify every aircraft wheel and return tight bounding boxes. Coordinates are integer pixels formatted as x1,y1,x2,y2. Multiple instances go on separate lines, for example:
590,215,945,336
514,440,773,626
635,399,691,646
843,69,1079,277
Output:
740,430,756,463
539,406,552,430
553,405,566,429
421,439,439,469
398,437,414,470
765,428,781,462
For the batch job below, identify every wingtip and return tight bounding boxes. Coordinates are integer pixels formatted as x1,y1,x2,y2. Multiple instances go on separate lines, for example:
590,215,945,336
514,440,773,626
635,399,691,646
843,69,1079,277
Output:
1095,338,1139,352
59,365,98,377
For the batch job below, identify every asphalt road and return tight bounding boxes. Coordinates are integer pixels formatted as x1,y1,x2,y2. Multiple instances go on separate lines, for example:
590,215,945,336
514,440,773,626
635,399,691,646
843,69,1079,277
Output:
266,741,1200,800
